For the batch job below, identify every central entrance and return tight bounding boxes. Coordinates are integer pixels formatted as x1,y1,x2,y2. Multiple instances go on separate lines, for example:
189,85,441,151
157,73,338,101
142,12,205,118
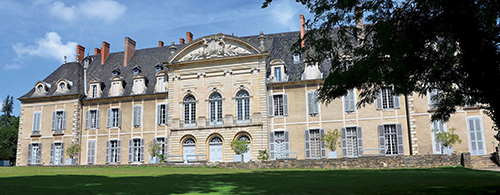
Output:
209,136,223,162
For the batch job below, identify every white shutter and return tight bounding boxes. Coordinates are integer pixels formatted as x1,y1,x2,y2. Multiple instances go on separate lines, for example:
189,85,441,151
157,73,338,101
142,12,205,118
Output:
357,127,363,156
269,132,275,160
268,95,274,116
396,124,404,155
85,110,90,129
140,138,145,162
304,130,310,159
341,128,347,157
320,129,326,158
62,111,67,130
52,111,56,130
283,94,289,116
128,139,133,162
378,125,385,155
106,109,111,128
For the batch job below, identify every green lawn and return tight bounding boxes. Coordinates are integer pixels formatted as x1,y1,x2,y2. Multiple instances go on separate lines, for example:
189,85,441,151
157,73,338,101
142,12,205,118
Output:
0,166,499,194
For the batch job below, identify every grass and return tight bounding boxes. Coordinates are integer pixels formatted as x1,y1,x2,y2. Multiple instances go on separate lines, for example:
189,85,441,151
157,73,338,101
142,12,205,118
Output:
0,166,499,194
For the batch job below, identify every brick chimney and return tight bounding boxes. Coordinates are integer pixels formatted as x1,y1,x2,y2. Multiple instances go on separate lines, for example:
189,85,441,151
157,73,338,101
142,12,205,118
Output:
76,45,85,62
180,38,185,45
186,32,193,43
355,7,365,44
94,48,101,55
300,14,306,47
124,37,136,67
159,41,164,47
101,41,110,64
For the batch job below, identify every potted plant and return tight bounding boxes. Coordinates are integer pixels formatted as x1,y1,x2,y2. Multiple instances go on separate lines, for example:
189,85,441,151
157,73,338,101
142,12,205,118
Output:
257,149,269,161
65,143,81,165
147,140,162,164
321,129,341,159
434,127,462,154
230,139,249,163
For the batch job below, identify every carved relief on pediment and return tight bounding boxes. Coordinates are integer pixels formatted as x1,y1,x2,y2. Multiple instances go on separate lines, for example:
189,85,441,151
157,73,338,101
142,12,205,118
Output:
178,35,253,62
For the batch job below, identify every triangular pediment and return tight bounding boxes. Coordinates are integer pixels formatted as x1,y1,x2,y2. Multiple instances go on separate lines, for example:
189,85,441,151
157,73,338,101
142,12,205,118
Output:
168,34,261,63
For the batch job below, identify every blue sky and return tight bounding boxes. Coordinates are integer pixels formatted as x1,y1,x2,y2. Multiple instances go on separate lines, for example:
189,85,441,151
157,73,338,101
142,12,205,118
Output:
0,0,312,116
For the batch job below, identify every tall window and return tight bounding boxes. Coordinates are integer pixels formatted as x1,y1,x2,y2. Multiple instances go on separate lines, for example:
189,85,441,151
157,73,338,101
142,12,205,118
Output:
52,110,66,133
133,105,142,127
50,142,64,165
236,90,250,122
107,140,120,163
155,137,167,156
86,109,100,129
32,111,41,135
307,91,319,115
431,120,451,154
274,67,282,82
112,82,120,96
384,125,398,155
28,143,42,165
107,108,121,128
129,138,144,163
309,130,321,158
91,84,98,98
428,89,440,110
378,124,403,155
345,127,358,157
87,140,96,164
270,131,290,160
381,87,394,109
344,89,356,113
157,77,166,93
209,92,223,125
157,104,167,125
184,95,196,126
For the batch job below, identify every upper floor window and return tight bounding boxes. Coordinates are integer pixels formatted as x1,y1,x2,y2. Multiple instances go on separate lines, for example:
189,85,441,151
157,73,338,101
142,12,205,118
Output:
157,103,167,125
344,89,356,113
52,110,66,132
111,82,121,96
106,108,121,128
133,105,142,127
155,64,163,73
268,94,288,117
85,109,100,129
132,66,141,75
184,95,196,126
274,67,282,82
91,85,98,98
376,87,400,110
307,91,319,116
236,90,250,122
428,89,440,110
209,92,223,125
32,112,41,135
132,78,146,95
156,77,166,93
293,53,300,64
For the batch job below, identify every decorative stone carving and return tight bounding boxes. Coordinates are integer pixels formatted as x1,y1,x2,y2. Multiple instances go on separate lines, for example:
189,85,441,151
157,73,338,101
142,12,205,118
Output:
179,35,251,62
173,75,181,81
197,72,206,78
224,69,233,77
251,67,260,74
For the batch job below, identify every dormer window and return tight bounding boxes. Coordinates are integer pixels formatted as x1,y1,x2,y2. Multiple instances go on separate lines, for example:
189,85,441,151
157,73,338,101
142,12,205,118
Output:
88,79,103,99
55,79,72,94
59,82,65,90
132,75,147,95
269,59,287,82
274,67,282,82
109,77,124,97
293,53,301,64
112,68,121,77
155,68,167,93
133,66,141,75
37,85,44,92
155,64,163,73
33,81,50,96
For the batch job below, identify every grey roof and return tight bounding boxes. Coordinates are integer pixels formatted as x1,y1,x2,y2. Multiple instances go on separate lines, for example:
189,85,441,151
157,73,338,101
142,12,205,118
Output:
20,31,331,101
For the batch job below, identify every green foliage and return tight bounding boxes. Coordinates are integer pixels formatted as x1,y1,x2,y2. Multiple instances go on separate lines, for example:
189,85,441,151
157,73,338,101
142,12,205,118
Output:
0,96,18,164
257,149,269,161
157,153,165,163
321,129,341,151
66,143,81,159
262,0,500,132
434,128,462,147
147,140,162,157
230,139,249,155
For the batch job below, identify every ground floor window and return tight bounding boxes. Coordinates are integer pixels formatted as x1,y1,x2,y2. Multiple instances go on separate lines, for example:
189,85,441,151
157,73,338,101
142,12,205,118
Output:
106,140,121,163
155,137,167,156
50,142,64,165
129,138,144,163
378,124,404,155
28,143,42,165
345,127,358,157
270,131,289,160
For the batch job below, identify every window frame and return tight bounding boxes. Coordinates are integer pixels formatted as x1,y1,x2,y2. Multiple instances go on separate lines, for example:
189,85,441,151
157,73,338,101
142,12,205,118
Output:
32,111,42,135
183,95,196,126
157,103,167,125
209,92,223,125
236,90,250,122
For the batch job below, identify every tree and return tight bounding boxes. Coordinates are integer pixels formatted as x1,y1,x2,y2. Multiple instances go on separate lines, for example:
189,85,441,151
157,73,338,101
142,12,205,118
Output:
66,143,81,160
0,95,18,165
434,127,462,154
321,129,341,152
263,0,500,138
230,139,250,163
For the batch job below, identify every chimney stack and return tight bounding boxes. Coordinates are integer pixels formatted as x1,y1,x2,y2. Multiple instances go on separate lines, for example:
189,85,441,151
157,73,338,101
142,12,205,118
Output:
300,14,306,48
180,38,185,45
101,41,110,64
355,7,365,44
186,32,193,43
76,45,85,62
159,41,164,47
94,48,101,55
124,37,136,67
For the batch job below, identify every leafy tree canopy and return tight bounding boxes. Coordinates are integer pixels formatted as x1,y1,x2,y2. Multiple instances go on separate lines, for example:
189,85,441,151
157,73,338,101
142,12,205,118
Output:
263,0,500,132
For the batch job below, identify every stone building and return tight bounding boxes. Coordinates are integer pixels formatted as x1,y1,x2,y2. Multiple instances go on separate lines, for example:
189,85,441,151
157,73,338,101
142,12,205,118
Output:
15,16,497,166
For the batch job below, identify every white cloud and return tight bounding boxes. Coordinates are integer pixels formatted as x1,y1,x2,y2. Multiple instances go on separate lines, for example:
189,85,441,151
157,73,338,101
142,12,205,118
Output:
2,63,22,70
269,1,300,30
13,32,77,64
49,0,126,23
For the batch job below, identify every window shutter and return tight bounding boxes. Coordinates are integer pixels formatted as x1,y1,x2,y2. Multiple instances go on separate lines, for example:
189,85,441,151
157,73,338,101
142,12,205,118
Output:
283,94,289,116
164,138,168,156
357,127,363,156
140,138,145,162
62,111,67,130
393,95,400,109
304,130,310,159
87,141,93,164
32,113,37,131
60,143,65,164
269,132,275,160
475,118,484,154
106,109,111,128
138,106,142,126
268,95,274,116
27,144,32,165
343,95,349,113
165,104,168,124
85,110,90,129
128,139,133,162
320,129,326,159
376,90,382,110
38,143,42,160
307,92,313,115
117,108,122,128
117,140,121,163
157,104,161,125
284,131,290,159
96,110,101,129
52,111,56,130
378,125,385,155
105,140,110,163
341,128,347,157
396,124,404,155
50,143,54,165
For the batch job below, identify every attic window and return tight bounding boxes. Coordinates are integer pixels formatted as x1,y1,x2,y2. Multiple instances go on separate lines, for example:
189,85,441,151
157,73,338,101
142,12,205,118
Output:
37,85,44,92
112,68,121,76
155,64,163,73
133,66,141,75
293,53,301,64
59,82,66,90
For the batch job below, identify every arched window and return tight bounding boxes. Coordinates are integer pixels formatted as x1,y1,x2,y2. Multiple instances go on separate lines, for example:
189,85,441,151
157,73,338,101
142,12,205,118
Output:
184,95,196,126
209,136,223,144
182,137,196,161
209,92,222,125
236,90,250,122
183,138,196,146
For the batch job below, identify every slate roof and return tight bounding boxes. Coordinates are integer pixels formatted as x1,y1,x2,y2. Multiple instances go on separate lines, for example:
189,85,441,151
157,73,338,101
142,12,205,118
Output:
19,31,331,101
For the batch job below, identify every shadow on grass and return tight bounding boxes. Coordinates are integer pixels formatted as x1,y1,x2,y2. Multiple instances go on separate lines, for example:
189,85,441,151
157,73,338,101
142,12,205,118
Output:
1,167,500,194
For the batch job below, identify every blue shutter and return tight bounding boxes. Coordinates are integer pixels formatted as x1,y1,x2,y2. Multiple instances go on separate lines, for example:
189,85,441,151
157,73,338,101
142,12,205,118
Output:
128,139,133,162
96,110,101,129
117,140,121,163
105,141,110,163
304,130,310,159
268,95,274,116
320,129,326,159
376,90,382,110
50,143,54,165
269,132,275,160
341,128,347,157
60,143,65,164
62,111,67,130
283,94,289,116
140,138,145,162
85,110,90,129
164,138,168,156
357,127,363,156
52,111,56,130
307,92,313,115
27,144,32,165
284,131,290,159
117,108,122,128
378,125,385,155
396,124,404,155
393,95,400,109
106,109,111,128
